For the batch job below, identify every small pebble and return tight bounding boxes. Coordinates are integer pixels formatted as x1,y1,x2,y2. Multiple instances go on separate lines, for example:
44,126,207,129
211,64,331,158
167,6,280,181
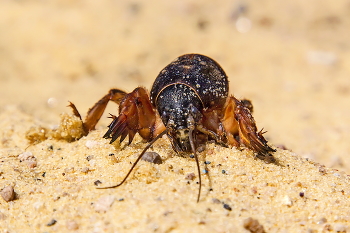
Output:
243,217,266,233
282,195,293,207
212,198,221,204
47,219,57,226
185,173,196,180
81,167,90,173
333,223,348,232
94,180,102,186
317,217,327,224
94,195,116,213
18,151,37,168
1,186,16,202
323,224,332,231
276,144,288,150
204,161,211,164
26,160,37,168
236,16,252,33
18,151,35,162
223,203,232,211
33,201,45,211
85,140,99,149
141,152,162,164
66,220,79,230
251,186,258,194
319,166,327,174
47,97,58,108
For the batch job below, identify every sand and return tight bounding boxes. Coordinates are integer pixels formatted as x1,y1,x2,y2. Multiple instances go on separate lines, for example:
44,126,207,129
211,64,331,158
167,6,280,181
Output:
1,0,350,232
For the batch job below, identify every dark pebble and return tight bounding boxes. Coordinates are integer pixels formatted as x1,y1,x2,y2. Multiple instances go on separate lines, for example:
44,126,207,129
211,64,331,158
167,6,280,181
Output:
141,152,162,164
223,203,232,211
243,217,266,233
47,219,57,226
94,180,102,186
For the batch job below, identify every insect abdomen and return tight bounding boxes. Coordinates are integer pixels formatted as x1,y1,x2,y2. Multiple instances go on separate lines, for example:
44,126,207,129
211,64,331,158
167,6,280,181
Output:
150,54,229,110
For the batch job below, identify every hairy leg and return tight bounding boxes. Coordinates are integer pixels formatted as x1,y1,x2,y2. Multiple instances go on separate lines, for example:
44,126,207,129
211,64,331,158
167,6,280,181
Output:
103,87,166,144
69,89,127,134
221,96,276,161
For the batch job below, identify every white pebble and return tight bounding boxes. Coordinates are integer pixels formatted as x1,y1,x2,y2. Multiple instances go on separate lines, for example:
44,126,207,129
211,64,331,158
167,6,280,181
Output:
18,152,35,162
85,140,99,149
94,195,116,213
47,97,58,108
334,223,348,232
282,195,293,207
33,201,45,211
66,220,79,230
235,16,252,33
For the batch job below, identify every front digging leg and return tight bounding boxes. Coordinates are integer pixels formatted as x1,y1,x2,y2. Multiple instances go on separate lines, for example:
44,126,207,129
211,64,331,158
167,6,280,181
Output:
103,87,166,145
222,96,276,162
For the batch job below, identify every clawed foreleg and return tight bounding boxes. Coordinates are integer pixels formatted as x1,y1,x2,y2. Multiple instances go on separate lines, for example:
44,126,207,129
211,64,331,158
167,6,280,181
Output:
103,87,165,144
221,96,276,161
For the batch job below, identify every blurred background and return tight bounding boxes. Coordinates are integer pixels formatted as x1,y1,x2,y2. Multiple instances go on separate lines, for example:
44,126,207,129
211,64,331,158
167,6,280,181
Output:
1,0,350,172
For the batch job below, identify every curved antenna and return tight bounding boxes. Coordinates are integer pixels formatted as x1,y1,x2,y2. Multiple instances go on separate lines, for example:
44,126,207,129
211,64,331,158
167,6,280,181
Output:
97,129,168,189
189,128,201,202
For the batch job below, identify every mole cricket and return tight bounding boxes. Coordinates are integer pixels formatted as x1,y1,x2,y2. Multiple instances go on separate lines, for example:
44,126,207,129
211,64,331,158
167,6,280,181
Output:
69,54,276,202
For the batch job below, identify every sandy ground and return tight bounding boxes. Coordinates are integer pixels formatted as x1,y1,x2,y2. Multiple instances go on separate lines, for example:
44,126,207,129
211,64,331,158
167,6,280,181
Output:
1,0,350,232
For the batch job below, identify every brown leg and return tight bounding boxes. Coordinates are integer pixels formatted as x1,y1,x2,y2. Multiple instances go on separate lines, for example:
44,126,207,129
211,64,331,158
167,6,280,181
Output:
221,96,276,160
82,89,127,133
103,87,166,144
69,89,127,134
198,107,237,148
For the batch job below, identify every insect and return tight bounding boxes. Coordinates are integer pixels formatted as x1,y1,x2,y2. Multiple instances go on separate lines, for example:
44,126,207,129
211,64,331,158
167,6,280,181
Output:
69,54,276,202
